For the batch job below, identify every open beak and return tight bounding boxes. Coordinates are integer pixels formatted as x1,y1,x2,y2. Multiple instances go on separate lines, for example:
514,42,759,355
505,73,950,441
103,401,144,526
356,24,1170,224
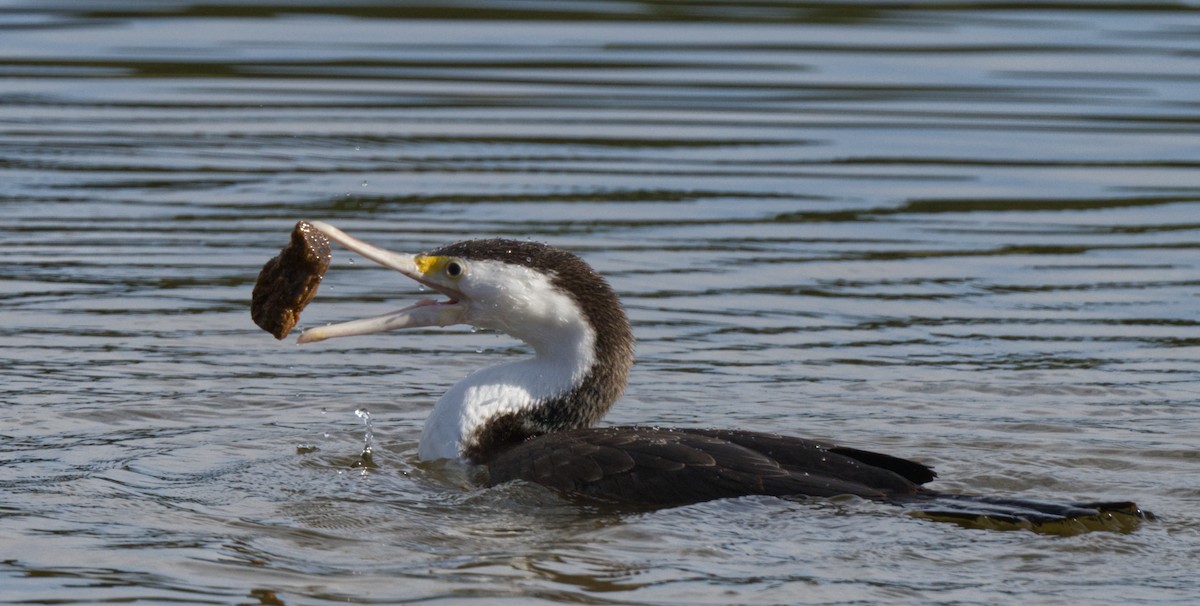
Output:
296,221,466,344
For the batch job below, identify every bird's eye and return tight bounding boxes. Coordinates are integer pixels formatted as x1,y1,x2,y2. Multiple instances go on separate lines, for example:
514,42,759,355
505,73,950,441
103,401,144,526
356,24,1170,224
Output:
445,259,465,278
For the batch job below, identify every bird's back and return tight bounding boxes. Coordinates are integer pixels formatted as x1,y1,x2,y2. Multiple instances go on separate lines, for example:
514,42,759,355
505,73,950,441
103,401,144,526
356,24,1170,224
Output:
484,426,934,506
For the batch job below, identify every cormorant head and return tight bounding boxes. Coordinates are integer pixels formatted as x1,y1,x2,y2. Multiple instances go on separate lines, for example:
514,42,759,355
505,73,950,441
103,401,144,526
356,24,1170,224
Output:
296,222,631,364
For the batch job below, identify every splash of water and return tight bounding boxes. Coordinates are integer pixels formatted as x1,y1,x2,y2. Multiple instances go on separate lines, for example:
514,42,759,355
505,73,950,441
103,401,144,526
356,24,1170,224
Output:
352,408,376,472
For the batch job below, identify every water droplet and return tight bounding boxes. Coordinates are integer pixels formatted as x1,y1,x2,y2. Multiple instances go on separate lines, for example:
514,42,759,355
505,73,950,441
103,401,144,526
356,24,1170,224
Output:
348,256,356,265
355,408,376,467
361,180,368,188
354,145,361,151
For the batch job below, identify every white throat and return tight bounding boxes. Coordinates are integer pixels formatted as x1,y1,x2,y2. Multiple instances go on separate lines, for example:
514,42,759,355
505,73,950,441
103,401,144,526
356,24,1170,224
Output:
417,262,596,461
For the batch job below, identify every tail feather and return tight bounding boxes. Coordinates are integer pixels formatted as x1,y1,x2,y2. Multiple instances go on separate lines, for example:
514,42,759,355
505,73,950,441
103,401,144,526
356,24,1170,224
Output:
902,493,1152,535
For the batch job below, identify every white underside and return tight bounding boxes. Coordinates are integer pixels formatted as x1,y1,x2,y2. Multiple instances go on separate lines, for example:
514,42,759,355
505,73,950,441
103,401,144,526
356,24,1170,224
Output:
417,355,590,460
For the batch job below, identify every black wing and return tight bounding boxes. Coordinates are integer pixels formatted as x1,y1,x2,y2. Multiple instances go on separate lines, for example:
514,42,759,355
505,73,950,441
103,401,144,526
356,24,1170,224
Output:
689,428,937,485
483,427,933,507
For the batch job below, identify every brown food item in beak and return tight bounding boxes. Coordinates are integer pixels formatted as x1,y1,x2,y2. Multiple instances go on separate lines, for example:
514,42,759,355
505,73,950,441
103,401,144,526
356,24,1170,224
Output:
251,220,332,339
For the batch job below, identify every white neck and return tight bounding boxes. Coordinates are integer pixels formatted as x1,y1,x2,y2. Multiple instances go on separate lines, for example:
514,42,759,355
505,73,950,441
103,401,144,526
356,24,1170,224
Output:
417,262,597,461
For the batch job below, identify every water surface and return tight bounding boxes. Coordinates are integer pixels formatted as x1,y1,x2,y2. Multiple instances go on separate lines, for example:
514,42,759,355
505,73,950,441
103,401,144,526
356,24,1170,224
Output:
2,1,1199,604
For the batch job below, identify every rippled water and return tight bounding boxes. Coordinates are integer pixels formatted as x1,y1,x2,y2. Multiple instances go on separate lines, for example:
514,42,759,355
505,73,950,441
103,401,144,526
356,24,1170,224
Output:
3,1,1200,604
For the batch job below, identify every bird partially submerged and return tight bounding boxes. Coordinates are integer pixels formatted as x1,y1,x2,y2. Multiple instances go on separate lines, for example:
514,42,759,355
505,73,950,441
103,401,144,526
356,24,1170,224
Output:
259,220,1149,533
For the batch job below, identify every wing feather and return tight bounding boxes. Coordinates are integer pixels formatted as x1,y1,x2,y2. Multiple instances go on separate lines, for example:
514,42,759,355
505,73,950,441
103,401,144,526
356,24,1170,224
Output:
485,427,930,506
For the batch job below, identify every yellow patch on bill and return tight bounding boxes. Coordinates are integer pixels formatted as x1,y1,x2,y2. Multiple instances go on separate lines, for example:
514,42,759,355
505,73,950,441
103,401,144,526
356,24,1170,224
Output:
414,255,446,275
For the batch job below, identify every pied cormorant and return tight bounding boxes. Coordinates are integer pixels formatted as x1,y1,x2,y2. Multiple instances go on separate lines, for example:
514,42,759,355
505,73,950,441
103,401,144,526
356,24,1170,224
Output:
288,221,1147,532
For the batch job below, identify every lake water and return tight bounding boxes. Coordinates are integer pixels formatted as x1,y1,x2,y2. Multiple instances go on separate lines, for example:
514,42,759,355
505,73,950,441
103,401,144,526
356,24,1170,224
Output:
2,1,1199,604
